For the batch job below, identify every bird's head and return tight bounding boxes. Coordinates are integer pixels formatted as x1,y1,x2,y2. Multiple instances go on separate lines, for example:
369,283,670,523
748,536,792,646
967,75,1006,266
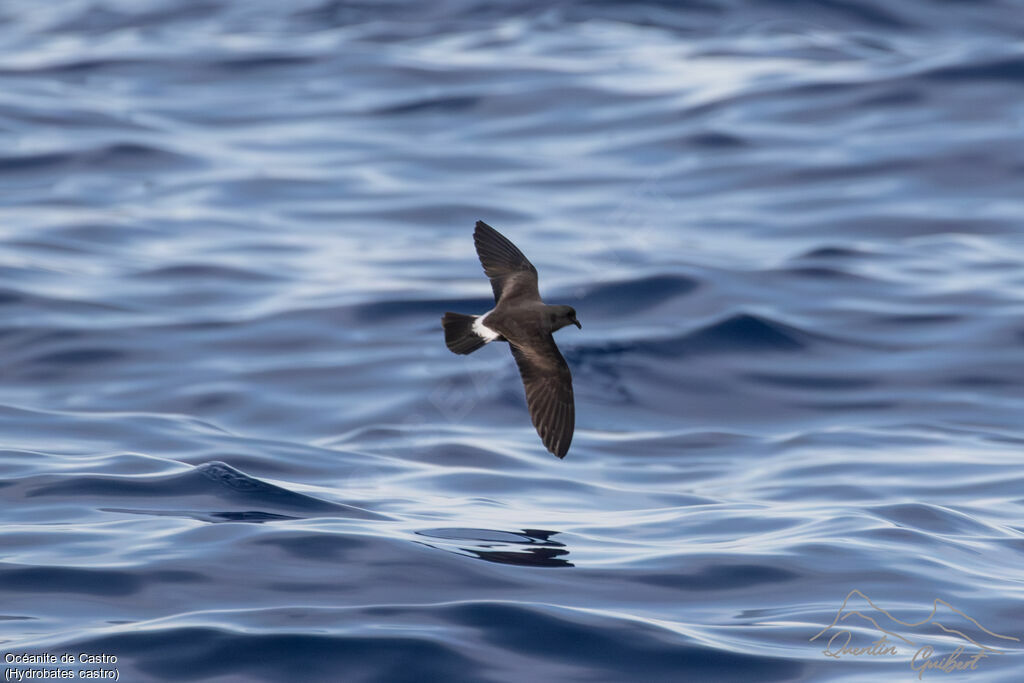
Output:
551,305,582,331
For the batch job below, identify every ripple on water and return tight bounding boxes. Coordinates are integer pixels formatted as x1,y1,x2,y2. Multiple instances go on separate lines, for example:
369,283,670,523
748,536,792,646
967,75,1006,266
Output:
2,0,1024,680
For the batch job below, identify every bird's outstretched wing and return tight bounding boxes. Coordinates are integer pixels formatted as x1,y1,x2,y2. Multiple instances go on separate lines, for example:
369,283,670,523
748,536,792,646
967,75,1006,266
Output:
474,220,540,303
509,336,575,458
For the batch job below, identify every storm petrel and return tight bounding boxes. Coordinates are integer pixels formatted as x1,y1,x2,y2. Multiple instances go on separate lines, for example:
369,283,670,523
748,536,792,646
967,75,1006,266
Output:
442,221,581,459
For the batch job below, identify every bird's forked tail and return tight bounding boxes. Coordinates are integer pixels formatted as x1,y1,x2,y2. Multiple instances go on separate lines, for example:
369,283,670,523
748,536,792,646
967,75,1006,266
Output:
442,312,489,354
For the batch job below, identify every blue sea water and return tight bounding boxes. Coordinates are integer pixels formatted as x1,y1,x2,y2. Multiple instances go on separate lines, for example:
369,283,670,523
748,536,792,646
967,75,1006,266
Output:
1,1,1024,681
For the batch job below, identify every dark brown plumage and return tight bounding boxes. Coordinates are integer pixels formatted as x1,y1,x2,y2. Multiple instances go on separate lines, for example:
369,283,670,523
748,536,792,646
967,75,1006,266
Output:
442,221,580,459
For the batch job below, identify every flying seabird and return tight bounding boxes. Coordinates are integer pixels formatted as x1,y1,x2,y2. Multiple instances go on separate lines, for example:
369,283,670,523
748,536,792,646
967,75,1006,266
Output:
442,221,581,459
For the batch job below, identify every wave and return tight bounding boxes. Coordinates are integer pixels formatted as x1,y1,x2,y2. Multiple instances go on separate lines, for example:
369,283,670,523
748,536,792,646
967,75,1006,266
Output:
130,263,283,283
571,312,813,362
921,54,1024,83
0,563,201,598
63,625,477,683
0,142,197,175
573,274,699,313
5,460,383,521
45,602,806,682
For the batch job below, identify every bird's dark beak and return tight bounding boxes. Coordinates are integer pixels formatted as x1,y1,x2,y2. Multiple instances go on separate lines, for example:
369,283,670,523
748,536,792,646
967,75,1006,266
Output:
573,319,582,329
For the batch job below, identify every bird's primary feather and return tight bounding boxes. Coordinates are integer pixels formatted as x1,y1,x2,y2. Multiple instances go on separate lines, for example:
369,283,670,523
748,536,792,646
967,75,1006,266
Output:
509,337,575,459
474,220,540,303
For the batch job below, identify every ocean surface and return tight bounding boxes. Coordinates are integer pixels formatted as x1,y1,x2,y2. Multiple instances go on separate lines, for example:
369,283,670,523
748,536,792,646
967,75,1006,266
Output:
2,1,1023,681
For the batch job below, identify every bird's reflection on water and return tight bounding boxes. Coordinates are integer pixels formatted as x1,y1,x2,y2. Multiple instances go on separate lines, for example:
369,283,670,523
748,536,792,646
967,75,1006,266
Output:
415,528,573,568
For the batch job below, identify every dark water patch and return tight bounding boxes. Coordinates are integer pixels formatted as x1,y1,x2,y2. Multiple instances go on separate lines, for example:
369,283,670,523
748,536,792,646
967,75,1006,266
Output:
255,532,370,560
568,313,813,362
29,348,126,365
0,565,141,596
857,86,927,108
650,313,809,355
573,274,699,313
0,150,77,173
821,215,1014,238
794,398,900,412
21,462,385,520
4,238,95,255
775,265,865,281
445,602,805,681
747,0,913,29
419,528,564,546
352,296,495,322
209,54,324,73
798,245,875,260
131,263,281,283
374,95,481,116
416,528,573,567
922,55,1024,83
167,388,242,412
868,312,964,326
68,627,478,683
0,292,130,320
856,526,945,549
0,103,150,130
462,546,572,568
686,131,748,148
2,328,83,351
195,462,371,514
680,313,809,352
101,508,301,523
637,563,800,591
99,140,198,167
948,374,1017,388
0,143,196,176
782,157,922,185
0,564,201,597
742,372,876,390
43,222,163,246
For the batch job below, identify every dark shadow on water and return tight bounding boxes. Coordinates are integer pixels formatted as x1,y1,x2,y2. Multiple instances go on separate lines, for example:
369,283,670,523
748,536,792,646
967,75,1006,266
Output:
463,546,572,568
416,528,574,568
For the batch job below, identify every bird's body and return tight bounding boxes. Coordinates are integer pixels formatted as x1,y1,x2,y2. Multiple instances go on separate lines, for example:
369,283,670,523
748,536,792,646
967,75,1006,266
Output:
442,221,580,459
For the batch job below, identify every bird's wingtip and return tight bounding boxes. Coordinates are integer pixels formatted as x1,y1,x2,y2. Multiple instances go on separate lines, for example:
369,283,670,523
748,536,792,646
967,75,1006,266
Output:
549,441,570,459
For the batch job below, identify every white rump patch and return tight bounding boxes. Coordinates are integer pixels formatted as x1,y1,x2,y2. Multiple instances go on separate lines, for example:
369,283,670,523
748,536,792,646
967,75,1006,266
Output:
473,312,500,342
